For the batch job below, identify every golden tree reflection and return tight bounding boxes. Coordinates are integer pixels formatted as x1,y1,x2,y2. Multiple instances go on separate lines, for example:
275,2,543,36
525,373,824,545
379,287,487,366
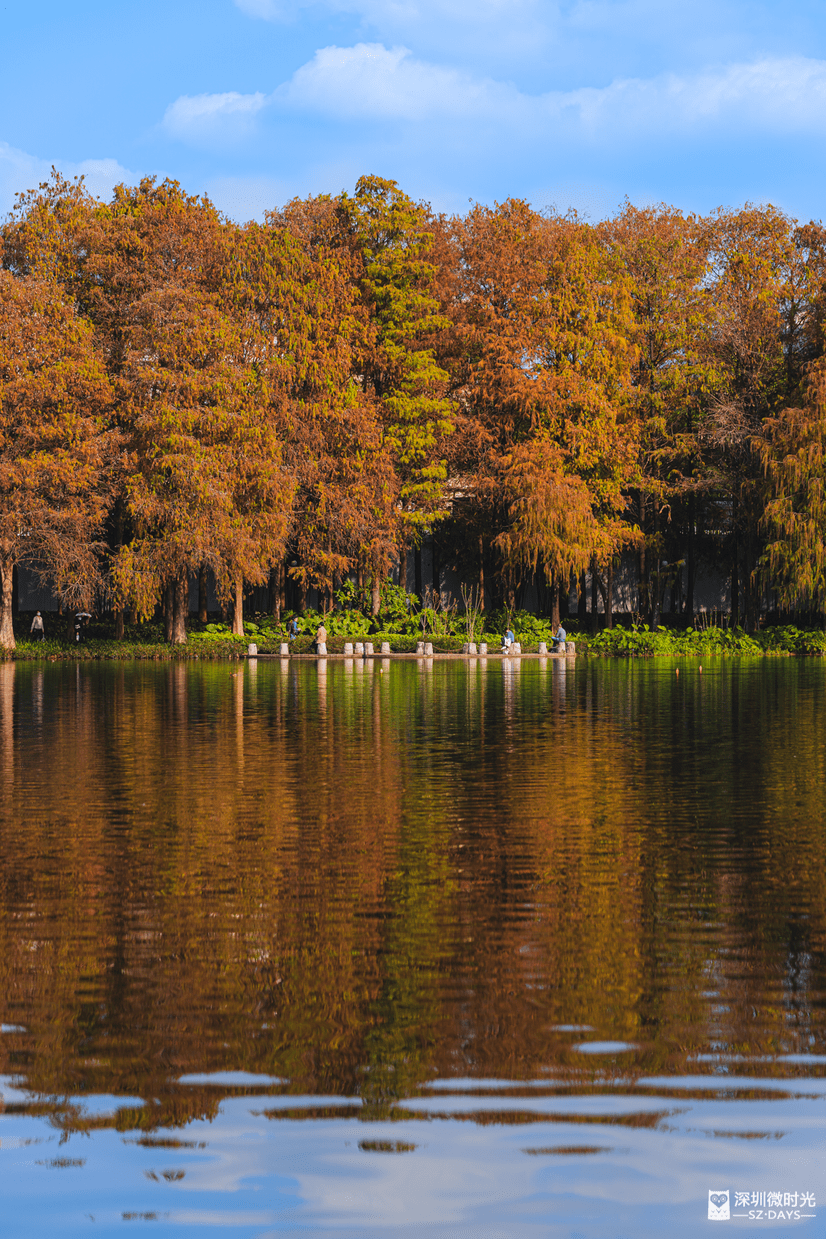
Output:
0,659,824,1131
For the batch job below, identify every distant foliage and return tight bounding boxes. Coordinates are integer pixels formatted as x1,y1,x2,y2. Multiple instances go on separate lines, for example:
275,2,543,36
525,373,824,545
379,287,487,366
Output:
4,174,826,649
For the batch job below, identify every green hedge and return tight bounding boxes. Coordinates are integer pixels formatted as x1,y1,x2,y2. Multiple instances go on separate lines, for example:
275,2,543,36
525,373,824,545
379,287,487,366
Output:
7,618,826,660
572,624,826,658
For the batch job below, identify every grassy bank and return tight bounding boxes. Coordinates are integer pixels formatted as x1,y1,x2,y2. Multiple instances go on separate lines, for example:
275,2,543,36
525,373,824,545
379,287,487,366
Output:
5,613,826,659
578,624,826,658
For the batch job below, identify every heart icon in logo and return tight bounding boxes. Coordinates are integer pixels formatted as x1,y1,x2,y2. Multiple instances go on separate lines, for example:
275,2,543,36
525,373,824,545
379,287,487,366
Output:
710,1194,728,1208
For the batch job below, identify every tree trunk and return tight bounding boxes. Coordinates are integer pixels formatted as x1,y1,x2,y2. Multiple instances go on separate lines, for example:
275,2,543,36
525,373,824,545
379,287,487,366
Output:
591,561,599,634
685,494,696,622
0,554,16,651
198,564,208,623
324,536,333,614
163,578,174,643
478,536,485,611
605,559,613,630
268,565,277,622
638,492,649,621
731,537,739,626
594,562,612,629
578,571,587,624
171,570,188,644
551,576,561,631
560,573,570,620
651,505,661,631
370,564,381,618
232,572,245,636
113,503,125,640
396,528,407,598
744,532,755,633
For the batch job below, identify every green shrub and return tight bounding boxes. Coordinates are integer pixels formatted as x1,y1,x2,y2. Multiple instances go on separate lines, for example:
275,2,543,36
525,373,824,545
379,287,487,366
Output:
584,624,771,658
7,612,826,660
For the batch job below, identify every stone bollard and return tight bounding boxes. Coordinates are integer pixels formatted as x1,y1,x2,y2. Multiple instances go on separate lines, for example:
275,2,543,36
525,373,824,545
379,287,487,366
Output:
511,642,522,655
247,643,258,657
316,642,327,656
381,642,391,655
538,641,547,656
467,642,477,655
462,642,469,654
424,642,434,656
479,642,487,655
364,642,374,656
279,642,289,657
416,640,425,654
344,642,354,656
354,642,364,655
566,641,576,656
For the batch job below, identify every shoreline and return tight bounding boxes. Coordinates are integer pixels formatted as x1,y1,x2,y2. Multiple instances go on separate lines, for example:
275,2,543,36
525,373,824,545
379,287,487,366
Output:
1,647,821,662
3,621,825,661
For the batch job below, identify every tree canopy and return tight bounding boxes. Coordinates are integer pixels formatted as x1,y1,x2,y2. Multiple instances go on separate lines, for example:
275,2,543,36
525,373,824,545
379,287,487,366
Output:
1,172,825,646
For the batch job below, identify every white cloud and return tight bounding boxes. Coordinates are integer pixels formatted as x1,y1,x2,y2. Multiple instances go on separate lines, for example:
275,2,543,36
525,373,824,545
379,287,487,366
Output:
233,0,553,68
274,47,826,140
71,158,138,200
565,56,826,137
162,91,268,142
153,45,826,219
278,42,515,120
0,142,138,219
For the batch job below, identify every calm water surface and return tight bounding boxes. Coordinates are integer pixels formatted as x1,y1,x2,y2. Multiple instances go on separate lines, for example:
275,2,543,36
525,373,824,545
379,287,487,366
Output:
1,656,825,1236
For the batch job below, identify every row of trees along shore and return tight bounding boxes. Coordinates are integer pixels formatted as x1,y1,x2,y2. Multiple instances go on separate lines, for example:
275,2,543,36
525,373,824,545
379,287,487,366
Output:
3,171,826,650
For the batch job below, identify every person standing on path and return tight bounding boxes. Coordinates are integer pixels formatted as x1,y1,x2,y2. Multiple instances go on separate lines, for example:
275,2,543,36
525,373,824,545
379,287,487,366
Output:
30,612,45,642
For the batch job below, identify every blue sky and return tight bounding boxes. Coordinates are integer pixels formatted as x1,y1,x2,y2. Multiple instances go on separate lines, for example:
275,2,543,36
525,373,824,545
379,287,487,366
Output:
2,0,826,223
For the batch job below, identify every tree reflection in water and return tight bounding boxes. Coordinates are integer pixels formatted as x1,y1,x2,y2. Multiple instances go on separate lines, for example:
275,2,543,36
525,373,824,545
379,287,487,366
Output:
0,656,824,1138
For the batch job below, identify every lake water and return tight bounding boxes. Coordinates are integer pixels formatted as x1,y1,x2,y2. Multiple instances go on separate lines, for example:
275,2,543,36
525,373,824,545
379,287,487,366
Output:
1,655,825,1236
